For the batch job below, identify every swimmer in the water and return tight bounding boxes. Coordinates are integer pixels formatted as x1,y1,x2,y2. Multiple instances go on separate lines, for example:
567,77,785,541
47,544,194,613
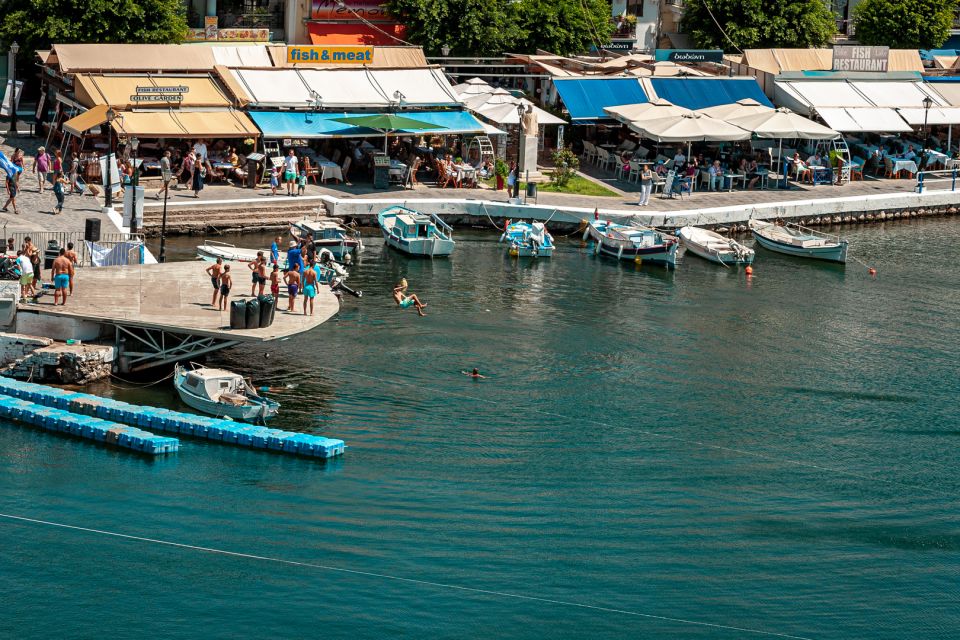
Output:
462,368,486,379
393,282,426,316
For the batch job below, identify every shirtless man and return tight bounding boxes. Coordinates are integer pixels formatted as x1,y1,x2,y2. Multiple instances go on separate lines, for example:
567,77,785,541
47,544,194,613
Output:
50,248,72,306
206,257,224,306
283,264,301,312
393,282,426,317
64,242,78,296
218,265,232,312
302,258,318,316
462,368,486,379
248,251,267,296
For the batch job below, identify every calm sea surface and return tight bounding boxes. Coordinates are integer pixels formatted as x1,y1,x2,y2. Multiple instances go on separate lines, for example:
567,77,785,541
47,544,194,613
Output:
1,219,959,639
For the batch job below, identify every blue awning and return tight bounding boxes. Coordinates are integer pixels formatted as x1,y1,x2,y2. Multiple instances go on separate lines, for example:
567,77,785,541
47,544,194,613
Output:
650,78,772,110
553,78,648,121
248,110,487,139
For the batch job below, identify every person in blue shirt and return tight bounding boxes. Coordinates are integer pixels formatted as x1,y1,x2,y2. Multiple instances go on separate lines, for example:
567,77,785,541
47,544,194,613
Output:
286,240,304,274
270,235,280,266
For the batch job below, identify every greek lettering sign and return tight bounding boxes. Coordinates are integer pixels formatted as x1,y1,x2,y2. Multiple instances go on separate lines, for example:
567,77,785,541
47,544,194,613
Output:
286,45,373,64
591,41,635,52
130,85,188,103
654,49,724,63
832,46,888,72
311,0,392,22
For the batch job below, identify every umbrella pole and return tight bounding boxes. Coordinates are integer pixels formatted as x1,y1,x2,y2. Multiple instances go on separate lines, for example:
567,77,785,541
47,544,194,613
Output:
949,125,952,155
778,138,784,189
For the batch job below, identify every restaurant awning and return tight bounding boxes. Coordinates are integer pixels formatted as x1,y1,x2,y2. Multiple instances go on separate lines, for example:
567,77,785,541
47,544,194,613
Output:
63,104,110,137
848,81,945,108
895,107,960,125
230,68,460,109
552,78,648,121
249,110,486,139
73,74,235,109
111,110,260,137
815,107,911,133
307,22,407,46
648,78,771,110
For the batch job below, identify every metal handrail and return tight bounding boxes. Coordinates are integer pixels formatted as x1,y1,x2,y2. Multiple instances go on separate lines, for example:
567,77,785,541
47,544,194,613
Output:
915,168,959,193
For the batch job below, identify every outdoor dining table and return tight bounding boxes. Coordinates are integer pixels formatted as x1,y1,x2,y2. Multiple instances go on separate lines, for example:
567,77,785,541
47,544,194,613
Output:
890,158,918,175
454,164,476,184
925,150,948,167
317,156,343,183
809,165,833,185
945,158,960,170
388,159,407,179
723,173,744,191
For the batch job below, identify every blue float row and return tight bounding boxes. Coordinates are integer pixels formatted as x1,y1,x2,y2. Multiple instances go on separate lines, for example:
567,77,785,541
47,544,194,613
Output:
0,377,345,459
0,395,179,455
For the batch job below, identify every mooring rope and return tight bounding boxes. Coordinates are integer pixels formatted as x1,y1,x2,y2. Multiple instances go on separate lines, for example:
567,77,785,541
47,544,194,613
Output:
0,512,814,640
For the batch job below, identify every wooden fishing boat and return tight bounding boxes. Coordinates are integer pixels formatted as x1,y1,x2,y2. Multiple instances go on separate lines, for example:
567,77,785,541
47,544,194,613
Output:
289,217,363,260
174,363,279,424
584,219,678,267
678,226,755,265
749,219,848,263
500,221,554,257
378,206,455,257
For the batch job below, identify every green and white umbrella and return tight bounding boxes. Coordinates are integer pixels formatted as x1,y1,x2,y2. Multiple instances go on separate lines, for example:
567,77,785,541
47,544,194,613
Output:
332,114,447,152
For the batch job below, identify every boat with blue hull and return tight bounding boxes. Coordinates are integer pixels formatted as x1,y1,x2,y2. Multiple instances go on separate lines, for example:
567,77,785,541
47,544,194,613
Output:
749,219,848,263
585,219,679,267
378,206,455,257
500,221,554,257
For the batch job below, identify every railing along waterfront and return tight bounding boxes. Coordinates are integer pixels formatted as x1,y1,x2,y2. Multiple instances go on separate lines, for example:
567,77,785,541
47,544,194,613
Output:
1,229,145,267
915,169,960,194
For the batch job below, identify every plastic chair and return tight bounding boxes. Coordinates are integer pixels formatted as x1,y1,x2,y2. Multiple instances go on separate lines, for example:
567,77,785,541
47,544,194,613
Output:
628,160,641,182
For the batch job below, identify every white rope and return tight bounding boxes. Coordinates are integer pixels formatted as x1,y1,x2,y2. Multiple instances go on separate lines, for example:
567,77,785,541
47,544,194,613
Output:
0,512,813,640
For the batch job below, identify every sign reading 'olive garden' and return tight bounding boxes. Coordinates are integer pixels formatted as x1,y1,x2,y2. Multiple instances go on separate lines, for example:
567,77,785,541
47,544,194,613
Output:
130,85,189,103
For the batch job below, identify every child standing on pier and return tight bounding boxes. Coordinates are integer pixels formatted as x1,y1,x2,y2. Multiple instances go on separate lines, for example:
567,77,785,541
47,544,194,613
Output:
206,257,224,307
249,251,267,297
269,264,280,300
218,265,232,312
283,265,300,312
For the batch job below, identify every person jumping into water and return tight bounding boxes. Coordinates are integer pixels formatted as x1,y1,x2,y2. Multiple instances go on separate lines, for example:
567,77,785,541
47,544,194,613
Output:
393,282,426,316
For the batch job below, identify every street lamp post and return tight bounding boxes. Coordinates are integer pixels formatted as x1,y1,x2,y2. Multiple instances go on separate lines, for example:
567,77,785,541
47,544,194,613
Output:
130,136,139,234
922,95,933,140
103,107,116,213
515,103,525,199
7,41,19,135
158,174,169,262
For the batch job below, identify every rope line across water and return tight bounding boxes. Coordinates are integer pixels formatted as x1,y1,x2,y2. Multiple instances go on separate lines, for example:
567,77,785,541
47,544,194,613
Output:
0,512,814,640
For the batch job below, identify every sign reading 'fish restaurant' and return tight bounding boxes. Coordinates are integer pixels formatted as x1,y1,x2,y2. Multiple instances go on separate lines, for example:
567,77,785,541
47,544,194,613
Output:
832,46,889,72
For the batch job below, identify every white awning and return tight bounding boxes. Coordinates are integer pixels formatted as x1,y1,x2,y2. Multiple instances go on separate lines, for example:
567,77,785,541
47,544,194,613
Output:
816,107,911,133
849,81,945,108
778,81,872,108
896,107,960,125
230,68,460,109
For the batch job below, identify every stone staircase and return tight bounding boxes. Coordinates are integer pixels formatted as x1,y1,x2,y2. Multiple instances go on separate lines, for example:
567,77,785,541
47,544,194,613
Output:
141,199,328,236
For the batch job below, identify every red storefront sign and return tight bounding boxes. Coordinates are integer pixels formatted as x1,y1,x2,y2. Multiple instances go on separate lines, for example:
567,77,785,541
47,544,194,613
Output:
311,0,393,22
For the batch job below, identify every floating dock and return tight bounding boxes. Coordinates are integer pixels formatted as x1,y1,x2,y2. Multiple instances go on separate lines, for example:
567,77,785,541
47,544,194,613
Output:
0,378,345,459
12,262,340,372
0,394,179,455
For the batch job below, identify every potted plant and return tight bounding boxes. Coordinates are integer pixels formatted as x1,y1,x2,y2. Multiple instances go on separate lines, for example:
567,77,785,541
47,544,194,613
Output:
494,158,509,190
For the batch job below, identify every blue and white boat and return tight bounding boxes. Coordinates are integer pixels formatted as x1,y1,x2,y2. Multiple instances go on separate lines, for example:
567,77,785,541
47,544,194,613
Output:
289,217,363,260
585,219,679,268
749,219,848,263
377,206,455,257
174,363,279,424
500,221,554,257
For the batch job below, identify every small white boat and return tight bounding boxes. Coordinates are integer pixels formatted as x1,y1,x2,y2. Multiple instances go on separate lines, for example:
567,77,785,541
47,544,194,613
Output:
289,217,363,260
500,221,554,257
678,226,755,265
174,363,279,424
749,219,848,263
584,219,678,267
378,206,455,257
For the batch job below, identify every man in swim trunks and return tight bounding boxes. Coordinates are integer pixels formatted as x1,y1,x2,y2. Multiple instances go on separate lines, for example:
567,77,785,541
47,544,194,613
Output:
393,282,427,317
219,265,232,311
286,240,304,274
64,242,79,296
205,257,224,306
248,251,267,297
302,259,318,316
16,250,32,299
50,248,72,306
283,264,301,312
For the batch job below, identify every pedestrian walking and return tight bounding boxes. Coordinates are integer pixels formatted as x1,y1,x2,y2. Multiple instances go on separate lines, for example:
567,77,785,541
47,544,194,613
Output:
179,150,195,191
52,171,67,213
52,149,62,175
2,171,19,214
638,163,653,206
269,166,280,196
284,149,298,196
192,156,205,198
156,150,173,200
68,152,81,194
33,147,50,193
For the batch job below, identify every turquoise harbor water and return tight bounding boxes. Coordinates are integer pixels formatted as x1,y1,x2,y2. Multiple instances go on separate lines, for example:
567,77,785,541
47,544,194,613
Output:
2,219,959,639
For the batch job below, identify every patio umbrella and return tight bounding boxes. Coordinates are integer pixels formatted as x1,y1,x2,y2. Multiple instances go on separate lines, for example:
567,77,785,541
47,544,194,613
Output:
477,99,566,126
331,114,447,152
604,99,692,125
631,112,751,161
698,98,772,120
462,87,516,110
452,77,492,96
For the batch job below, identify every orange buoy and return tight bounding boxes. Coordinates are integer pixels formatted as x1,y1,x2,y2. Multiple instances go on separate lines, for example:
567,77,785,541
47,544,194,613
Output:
745,266,753,276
